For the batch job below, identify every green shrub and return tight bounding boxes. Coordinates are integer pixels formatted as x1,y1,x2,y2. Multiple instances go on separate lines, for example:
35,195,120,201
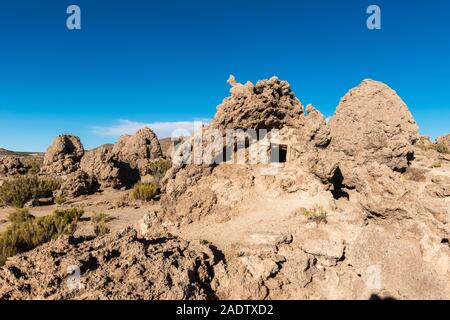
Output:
304,205,328,224
7,209,34,224
0,175,60,208
132,182,158,201
435,143,449,154
0,208,83,266
22,157,44,175
420,142,450,154
55,196,66,205
145,159,172,184
91,212,110,237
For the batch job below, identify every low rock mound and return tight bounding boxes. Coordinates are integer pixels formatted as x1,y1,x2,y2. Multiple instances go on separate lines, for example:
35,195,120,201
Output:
0,227,219,300
0,156,26,176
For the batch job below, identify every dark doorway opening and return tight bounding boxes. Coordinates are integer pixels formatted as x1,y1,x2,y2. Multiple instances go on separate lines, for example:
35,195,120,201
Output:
271,144,288,163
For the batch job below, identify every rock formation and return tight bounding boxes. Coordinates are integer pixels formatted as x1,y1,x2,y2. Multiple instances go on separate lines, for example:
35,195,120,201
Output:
210,76,304,131
161,76,331,225
0,227,218,300
37,128,163,197
328,79,418,172
40,135,84,175
39,135,96,198
0,156,26,177
1,77,449,300
112,127,163,176
80,146,138,189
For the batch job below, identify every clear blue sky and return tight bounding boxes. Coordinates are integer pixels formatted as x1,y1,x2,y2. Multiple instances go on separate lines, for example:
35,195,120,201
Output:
0,0,449,151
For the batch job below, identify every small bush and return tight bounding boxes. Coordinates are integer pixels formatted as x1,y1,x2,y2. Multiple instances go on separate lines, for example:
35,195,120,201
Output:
0,175,60,208
145,159,172,184
435,143,449,154
132,182,158,201
304,205,328,224
420,143,450,154
55,196,66,205
7,209,34,224
0,208,83,266
91,212,110,237
22,157,44,175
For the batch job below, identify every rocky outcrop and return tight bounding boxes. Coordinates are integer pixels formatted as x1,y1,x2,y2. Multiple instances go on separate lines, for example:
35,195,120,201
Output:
55,171,97,198
80,146,138,189
37,128,163,197
311,80,421,220
0,156,26,176
328,79,418,172
112,127,163,176
0,227,219,300
416,135,433,148
161,76,331,224
40,135,84,175
210,76,304,131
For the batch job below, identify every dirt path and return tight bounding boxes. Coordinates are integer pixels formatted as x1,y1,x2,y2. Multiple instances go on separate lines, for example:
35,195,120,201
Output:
177,191,331,252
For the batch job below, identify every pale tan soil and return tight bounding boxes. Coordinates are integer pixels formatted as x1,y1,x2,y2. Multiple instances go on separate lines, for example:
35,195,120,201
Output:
177,187,338,253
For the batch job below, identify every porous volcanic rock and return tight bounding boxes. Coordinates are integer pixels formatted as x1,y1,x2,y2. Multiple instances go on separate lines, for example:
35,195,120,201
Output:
0,227,219,300
209,76,304,131
112,127,163,176
55,170,98,198
311,79,421,218
80,146,139,189
0,156,27,176
328,79,419,172
161,76,332,225
40,135,84,175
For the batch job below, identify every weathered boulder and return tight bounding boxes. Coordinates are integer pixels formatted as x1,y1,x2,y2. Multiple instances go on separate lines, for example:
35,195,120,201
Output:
112,127,163,176
40,135,84,175
328,79,419,172
80,146,139,189
55,171,97,198
0,156,26,176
